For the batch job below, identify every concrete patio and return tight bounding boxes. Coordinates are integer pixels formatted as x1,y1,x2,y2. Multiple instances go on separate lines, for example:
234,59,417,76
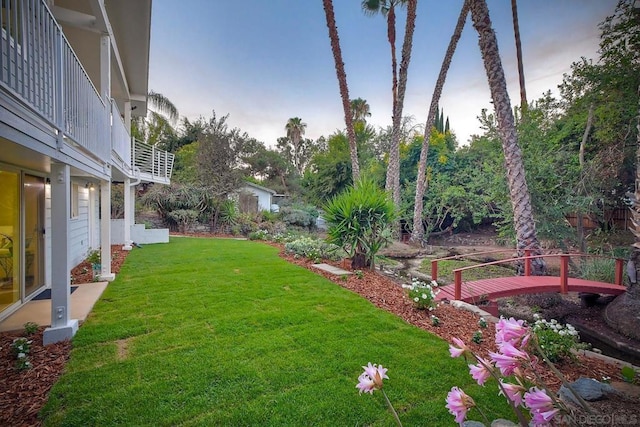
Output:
0,282,108,332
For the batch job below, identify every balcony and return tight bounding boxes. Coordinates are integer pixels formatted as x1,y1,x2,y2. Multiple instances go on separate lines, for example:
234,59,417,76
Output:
132,139,174,184
0,0,173,184
1,0,109,162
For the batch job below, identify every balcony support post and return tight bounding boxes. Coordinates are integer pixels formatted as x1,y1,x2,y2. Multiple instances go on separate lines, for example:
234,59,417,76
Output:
99,180,115,281
44,163,78,345
122,178,133,250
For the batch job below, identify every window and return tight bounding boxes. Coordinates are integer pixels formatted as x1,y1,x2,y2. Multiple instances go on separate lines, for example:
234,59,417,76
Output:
70,183,79,218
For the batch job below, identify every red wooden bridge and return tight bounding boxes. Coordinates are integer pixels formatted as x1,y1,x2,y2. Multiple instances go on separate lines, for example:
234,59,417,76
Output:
430,251,627,304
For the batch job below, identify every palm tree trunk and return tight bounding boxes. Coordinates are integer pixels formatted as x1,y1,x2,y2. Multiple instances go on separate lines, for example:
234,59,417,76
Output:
411,0,469,243
470,0,544,274
386,0,417,215
322,0,360,182
511,0,527,112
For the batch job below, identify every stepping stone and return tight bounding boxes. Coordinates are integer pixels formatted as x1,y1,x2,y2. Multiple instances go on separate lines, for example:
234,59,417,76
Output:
312,263,352,276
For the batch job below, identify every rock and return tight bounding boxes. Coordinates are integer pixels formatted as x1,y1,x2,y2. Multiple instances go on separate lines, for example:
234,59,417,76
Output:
491,419,518,427
604,293,640,341
558,377,615,404
463,421,486,427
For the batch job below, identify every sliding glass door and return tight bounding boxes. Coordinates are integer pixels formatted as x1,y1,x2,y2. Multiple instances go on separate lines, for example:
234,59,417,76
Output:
24,174,44,297
0,170,19,315
0,170,45,317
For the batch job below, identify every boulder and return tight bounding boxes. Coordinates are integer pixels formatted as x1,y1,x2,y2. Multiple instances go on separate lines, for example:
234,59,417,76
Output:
558,378,615,405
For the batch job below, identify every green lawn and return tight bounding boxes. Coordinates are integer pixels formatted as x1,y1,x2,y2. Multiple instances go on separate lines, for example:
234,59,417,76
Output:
420,259,515,285
42,237,513,426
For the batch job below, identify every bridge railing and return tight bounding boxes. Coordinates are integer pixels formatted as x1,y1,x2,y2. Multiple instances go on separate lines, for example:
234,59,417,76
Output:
451,253,625,301
430,249,516,282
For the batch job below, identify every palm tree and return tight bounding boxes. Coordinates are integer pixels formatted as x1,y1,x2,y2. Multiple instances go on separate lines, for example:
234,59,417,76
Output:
322,0,360,182
361,0,405,113
132,91,180,145
511,0,527,112
469,0,544,274
285,117,307,174
388,0,417,210
362,0,415,211
350,98,371,124
411,0,469,243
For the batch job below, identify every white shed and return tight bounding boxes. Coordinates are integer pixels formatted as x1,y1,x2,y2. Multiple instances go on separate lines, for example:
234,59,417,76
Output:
241,183,277,213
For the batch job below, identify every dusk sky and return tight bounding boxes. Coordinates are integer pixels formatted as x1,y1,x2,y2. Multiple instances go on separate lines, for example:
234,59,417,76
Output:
148,0,617,147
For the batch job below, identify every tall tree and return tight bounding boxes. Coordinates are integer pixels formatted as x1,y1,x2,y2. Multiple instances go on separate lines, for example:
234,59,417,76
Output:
362,0,405,112
362,0,416,211
411,0,469,242
285,117,307,174
322,0,360,181
132,91,180,145
387,0,417,210
511,0,527,112
350,98,372,124
469,0,544,273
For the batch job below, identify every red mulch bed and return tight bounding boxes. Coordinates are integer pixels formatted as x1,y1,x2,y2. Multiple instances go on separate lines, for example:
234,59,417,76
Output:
1,245,129,427
1,238,636,426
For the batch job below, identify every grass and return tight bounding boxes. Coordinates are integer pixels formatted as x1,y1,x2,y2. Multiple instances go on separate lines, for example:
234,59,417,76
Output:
41,237,514,426
574,257,617,283
420,259,515,285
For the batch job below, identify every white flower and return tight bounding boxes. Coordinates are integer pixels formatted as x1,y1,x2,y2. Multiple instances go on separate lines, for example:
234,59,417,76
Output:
422,293,428,299
414,297,419,302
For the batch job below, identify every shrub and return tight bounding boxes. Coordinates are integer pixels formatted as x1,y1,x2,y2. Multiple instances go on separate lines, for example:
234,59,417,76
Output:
323,179,395,270
279,205,318,229
23,322,38,336
575,257,616,283
11,337,32,371
284,236,341,263
531,314,581,362
402,278,440,311
248,229,269,241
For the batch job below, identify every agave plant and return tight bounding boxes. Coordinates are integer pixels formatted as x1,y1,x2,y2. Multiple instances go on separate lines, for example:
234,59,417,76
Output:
323,179,396,269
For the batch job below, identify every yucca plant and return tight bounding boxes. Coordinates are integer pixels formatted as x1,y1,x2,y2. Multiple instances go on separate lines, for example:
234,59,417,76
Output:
323,179,396,269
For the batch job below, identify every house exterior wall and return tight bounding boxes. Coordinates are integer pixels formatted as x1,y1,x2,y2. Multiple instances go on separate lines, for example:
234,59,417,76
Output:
69,181,92,268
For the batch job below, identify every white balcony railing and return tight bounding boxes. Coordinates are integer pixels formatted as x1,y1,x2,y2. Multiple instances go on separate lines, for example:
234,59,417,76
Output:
1,0,174,183
1,0,109,162
132,139,174,183
111,101,131,167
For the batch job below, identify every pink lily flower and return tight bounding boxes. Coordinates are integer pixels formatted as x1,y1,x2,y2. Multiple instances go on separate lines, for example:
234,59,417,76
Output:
446,386,475,426
524,387,560,426
449,337,467,358
356,363,388,394
495,317,530,347
489,342,528,376
498,380,525,406
468,358,492,386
